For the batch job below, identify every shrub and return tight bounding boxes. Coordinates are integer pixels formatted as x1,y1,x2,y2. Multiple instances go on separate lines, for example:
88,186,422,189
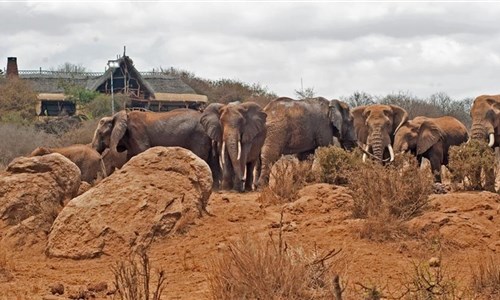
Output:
257,155,314,205
0,78,37,124
471,256,500,297
448,140,497,191
314,146,362,185
0,123,58,169
112,249,167,300
208,225,341,300
348,153,433,221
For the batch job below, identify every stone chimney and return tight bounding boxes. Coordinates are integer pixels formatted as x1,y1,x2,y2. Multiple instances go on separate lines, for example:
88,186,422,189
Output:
6,57,19,79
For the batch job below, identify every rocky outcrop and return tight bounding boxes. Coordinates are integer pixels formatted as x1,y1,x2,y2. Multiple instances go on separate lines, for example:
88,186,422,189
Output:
0,154,81,250
46,147,213,259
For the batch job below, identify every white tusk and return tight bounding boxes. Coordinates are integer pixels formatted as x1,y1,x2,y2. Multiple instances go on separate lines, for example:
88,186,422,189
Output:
488,133,495,147
243,166,247,182
237,140,242,161
362,145,369,163
221,141,226,167
388,144,395,162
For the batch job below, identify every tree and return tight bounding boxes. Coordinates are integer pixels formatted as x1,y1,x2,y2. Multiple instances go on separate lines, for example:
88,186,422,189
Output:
51,62,87,73
0,78,37,124
294,87,316,100
342,91,375,108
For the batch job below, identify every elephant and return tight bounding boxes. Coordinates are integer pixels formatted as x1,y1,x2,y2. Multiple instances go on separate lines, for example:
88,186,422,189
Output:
469,95,500,190
393,116,469,182
200,101,267,192
100,148,128,176
91,109,220,185
30,144,106,184
352,104,408,163
257,97,357,186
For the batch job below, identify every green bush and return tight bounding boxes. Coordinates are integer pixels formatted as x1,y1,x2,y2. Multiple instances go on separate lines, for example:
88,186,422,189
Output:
448,140,497,191
314,146,362,184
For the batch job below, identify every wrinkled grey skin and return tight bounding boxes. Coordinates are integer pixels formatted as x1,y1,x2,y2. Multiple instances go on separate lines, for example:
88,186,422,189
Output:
91,109,220,185
469,95,500,191
352,104,408,163
201,102,267,192
257,97,357,187
394,116,468,182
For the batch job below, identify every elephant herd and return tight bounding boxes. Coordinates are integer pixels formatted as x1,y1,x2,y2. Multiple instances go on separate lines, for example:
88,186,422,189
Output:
28,94,500,192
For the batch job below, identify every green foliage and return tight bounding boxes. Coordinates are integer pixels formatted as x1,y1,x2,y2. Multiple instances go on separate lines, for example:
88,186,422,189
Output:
448,140,497,191
59,81,100,106
83,94,127,118
0,78,37,124
314,146,362,185
294,86,316,100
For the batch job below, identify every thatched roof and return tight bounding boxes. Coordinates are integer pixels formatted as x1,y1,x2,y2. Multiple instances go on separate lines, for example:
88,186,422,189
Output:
37,93,67,101
143,75,195,94
154,93,207,102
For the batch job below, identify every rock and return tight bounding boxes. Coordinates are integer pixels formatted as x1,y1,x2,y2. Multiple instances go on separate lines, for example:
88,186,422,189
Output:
49,283,65,295
77,182,92,196
87,281,107,293
0,154,81,250
429,257,440,267
46,147,213,259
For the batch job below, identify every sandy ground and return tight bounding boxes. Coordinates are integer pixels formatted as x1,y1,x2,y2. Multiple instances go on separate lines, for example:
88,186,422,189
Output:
1,184,500,299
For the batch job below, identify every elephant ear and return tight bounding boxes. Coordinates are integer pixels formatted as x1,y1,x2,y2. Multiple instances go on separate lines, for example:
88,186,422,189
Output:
352,106,369,145
390,105,409,135
200,103,224,142
328,100,344,139
110,110,128,153
240,102,267,143
417,121,443,155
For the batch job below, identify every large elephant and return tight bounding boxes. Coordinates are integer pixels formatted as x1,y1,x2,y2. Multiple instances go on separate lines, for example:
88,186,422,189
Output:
91,109,219,183
200,102,267,192
393,116,469,182
469,95,500,191
30,144,106,184
352,104,408,162
257,97,356,186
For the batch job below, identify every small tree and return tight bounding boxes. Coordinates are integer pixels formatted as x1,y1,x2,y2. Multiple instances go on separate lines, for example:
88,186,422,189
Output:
0,78,37,124
295,87,315,100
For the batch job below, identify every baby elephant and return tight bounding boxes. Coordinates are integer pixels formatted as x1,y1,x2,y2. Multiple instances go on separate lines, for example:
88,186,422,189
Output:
393,116,468,182
30,144,106,184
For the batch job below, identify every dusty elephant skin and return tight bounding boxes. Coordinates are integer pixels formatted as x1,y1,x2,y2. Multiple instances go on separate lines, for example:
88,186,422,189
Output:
258,97,356,186
46,147,213,259
352,104,408,163
201,102,267,192
393,116,469,182
30,144,106,184
0,153,81,250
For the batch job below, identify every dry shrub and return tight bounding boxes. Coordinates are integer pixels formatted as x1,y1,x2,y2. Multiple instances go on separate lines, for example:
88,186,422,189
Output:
112,249,167,300
471,256,500,297
258,155,314,205
314,146,362,184
448,140,498,191
0,123,57,169
398,260,461,300
208,230,341,299
349,153,433,220
348,153,433,241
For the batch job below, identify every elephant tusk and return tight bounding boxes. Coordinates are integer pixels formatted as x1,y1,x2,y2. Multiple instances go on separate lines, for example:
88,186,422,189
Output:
237,140,242,161
362,145,369,163
388,144,395,162
488,133,495,147
221,141,226,167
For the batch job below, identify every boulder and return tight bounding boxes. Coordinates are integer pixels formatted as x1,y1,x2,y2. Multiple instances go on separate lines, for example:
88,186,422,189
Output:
46,147,213,259
0,154,81,249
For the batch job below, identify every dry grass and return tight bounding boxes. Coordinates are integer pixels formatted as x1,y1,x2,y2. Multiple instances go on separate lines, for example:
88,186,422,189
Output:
111,249,167,300
347,153,433,241
448,140,498,191
257,155,314,205
470,256,500,297
208,213,342,300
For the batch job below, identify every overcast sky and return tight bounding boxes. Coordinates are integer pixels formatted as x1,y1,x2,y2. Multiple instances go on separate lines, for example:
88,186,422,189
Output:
2,1,500,100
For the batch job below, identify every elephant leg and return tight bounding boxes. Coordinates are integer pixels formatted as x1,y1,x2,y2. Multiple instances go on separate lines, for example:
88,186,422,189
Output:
244,161,256,192
258,143,283,188
428,153,443,183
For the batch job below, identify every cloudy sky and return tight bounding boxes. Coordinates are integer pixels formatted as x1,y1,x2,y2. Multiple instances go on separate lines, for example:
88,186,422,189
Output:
2,1,500,100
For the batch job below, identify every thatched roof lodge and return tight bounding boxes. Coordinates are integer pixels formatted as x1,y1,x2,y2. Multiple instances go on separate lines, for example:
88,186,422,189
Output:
3,56,207,116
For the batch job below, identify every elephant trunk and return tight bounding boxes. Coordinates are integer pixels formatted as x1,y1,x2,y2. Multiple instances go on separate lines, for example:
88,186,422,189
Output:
471,123,495,147
225,133,245,192
369,128,385,161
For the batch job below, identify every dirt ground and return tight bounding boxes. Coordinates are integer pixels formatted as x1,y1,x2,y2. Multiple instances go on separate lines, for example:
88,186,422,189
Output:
1,184,500,299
